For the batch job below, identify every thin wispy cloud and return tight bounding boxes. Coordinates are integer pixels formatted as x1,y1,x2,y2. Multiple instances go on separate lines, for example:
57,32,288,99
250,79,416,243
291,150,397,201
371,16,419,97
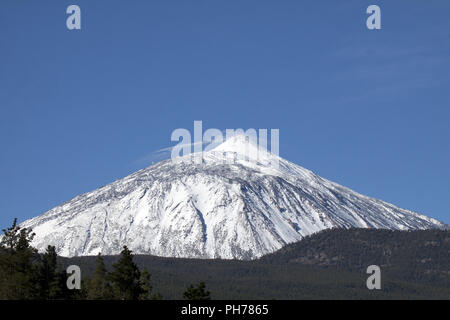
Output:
132,139,214,168
132,128,266,168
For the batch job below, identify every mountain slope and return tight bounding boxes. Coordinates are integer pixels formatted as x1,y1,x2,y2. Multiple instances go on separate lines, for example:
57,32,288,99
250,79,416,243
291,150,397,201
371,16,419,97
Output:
20,135,445,259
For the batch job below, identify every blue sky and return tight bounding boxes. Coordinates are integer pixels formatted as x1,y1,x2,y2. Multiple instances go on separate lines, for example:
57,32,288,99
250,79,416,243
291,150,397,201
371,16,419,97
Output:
0,0,449,229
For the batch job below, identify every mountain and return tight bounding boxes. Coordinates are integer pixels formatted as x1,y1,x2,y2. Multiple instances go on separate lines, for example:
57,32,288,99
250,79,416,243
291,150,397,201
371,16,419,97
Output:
19,135,445,259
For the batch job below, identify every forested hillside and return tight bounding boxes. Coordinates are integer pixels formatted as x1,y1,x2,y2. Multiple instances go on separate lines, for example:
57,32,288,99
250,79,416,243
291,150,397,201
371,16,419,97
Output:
60,229,450,299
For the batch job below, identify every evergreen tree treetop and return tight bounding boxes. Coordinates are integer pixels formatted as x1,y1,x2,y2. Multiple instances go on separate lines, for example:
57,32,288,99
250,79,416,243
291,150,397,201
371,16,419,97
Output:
183,282,211,300
86,253,113,300
109,246,141,300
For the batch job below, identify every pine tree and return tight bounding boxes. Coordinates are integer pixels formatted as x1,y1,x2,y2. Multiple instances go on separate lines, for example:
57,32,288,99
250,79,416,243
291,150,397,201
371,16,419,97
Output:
37,245,67,299
0,219,81,300
183,282,211,300
138,269,152,300
151,292,163,300
1,218,20,251
1,218,36,253
86,253,113,299
108,246,141,300
0,219,39,299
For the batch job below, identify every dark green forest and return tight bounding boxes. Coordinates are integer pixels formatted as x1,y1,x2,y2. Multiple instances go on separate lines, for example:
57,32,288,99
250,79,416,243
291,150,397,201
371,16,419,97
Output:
0,219,209,300
1,218,449,300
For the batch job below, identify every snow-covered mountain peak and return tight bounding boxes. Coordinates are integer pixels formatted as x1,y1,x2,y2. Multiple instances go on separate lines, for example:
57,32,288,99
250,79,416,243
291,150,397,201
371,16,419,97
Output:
212,133,262,153
18,141,447,259
201,133,283,175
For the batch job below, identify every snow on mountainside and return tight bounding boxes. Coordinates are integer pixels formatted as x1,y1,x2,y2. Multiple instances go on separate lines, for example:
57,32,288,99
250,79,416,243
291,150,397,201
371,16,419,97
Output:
19,135,446,259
